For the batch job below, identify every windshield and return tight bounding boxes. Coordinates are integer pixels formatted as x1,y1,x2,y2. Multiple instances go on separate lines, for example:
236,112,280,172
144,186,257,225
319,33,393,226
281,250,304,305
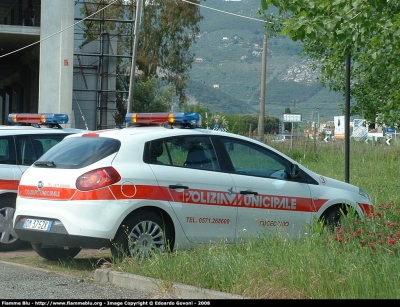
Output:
34,137,120,169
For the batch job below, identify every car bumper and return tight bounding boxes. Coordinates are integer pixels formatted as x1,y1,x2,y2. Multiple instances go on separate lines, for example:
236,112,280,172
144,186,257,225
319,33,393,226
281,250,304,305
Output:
14,217,111,248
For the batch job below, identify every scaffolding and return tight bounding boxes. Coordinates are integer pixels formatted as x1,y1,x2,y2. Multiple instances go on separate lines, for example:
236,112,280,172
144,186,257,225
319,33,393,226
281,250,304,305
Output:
72,0,135,130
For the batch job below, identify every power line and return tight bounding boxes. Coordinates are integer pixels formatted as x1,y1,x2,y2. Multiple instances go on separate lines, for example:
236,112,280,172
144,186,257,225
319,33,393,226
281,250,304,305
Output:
180,0,264,23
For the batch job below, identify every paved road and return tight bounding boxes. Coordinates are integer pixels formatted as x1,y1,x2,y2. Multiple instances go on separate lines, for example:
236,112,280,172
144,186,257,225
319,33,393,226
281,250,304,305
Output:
0,261,156,300
0,249,244,300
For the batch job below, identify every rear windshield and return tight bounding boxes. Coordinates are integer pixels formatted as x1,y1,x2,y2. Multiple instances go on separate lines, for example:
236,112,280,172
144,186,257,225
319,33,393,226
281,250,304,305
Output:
34,137,120,169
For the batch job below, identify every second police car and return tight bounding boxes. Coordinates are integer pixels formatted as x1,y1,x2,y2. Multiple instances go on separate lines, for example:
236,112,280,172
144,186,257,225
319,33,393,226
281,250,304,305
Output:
0,113,87,251
13,112,374,260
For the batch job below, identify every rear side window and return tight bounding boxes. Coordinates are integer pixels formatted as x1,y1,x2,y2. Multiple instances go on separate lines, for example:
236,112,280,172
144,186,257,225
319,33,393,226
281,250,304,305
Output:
35,137,120,169
144,136,220,171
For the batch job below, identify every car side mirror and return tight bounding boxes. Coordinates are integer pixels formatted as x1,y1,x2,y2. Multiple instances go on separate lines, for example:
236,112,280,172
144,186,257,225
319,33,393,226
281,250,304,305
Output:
290,164,301,178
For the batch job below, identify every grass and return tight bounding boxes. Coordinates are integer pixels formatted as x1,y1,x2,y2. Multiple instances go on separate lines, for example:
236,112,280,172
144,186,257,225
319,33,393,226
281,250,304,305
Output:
3,138,400,298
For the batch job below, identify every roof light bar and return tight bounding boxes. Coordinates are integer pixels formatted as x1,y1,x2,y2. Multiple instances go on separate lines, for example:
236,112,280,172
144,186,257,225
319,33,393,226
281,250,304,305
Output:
125,112,201,128
8,113,69,125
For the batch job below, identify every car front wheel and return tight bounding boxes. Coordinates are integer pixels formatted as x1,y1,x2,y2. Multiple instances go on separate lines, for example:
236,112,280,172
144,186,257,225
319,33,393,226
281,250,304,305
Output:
111,211,172,261
32,244,82,261
322,206,343,231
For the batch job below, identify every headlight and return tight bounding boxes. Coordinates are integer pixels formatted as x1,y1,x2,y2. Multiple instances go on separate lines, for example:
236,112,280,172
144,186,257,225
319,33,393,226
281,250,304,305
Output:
359,188,371,201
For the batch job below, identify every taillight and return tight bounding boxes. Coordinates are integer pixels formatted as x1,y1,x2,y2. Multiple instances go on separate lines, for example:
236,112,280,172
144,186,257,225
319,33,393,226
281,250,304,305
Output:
76,167,121,191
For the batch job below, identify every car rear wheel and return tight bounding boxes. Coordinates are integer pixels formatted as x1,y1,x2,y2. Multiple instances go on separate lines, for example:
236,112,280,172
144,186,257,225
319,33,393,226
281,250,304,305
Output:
0,194,30,252
32,243,82,261
111,211,172,261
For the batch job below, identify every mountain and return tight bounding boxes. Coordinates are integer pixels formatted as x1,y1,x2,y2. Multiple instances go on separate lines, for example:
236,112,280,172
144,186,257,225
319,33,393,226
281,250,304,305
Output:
186,0,344,123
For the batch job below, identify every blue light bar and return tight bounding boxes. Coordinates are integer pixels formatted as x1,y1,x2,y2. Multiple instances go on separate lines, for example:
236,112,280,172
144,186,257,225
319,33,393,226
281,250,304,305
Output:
173,112,202,127
8,113,69,125
41,114,69,124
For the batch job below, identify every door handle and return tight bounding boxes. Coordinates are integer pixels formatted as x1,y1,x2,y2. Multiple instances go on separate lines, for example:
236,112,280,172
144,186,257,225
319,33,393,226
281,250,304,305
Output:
169,184,189,190
240,190,258,195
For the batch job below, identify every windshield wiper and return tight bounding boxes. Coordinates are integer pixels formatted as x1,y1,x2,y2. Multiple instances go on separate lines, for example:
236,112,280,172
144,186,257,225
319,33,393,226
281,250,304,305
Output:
34,161,56,167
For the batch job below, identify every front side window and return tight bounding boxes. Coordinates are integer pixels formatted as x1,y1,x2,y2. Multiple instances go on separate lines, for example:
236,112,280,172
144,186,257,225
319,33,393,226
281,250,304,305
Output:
220,137,289,179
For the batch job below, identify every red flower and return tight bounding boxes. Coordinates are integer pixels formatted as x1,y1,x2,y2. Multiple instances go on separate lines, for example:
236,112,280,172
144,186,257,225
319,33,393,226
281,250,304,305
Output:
387,238,396,247
369,242,376,251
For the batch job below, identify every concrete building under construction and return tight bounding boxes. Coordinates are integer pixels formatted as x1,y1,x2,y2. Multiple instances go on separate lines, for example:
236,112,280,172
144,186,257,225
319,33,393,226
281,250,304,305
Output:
0,0,135,130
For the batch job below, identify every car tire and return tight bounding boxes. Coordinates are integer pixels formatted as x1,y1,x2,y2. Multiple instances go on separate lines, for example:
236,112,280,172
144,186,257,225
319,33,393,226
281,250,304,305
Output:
323,206,343,231
0,194,30,252
32,243,82,261
111,210,172,261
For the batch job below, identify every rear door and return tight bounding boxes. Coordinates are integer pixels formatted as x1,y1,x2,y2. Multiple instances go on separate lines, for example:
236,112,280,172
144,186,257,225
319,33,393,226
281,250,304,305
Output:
148,135,238,244
0,135,20,193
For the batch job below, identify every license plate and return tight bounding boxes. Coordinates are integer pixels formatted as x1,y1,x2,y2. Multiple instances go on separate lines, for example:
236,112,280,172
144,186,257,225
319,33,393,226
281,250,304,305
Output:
23,218,52,231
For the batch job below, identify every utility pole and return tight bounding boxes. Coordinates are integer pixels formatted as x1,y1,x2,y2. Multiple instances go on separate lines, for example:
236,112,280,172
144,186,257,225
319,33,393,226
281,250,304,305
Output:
258,34,267,142
126,0,143,127
312,111,317,153
345,53,351,183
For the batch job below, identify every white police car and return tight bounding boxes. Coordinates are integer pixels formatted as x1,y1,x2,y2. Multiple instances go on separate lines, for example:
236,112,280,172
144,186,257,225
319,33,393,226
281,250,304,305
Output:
0,113,87,251
13,112,373,260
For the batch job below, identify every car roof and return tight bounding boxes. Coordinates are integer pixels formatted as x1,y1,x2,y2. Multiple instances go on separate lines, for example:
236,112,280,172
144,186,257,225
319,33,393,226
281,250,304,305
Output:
66,125,288,156
0,125,87,135
66,126,232,140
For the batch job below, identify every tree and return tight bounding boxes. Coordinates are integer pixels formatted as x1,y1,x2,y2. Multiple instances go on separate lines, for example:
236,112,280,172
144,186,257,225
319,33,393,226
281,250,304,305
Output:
259,0,400,128
80,0,203,120
114,77,175,124
224,114,279,136
137,0,203,105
